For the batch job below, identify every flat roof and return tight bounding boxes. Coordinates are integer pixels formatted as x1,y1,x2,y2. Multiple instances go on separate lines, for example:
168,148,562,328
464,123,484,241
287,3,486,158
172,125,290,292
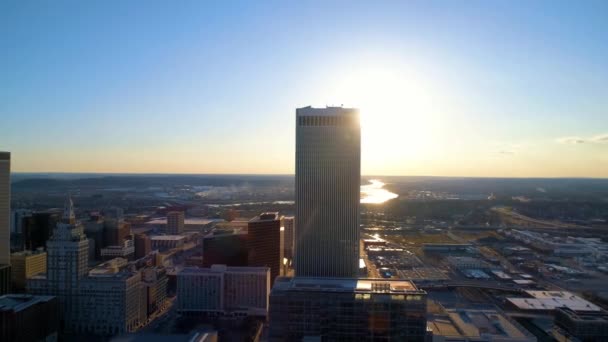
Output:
272,277,422,294
492,271,512,279
507,291,601,312
429,308,532,341
249,212,280,222
0,294,55,313
150,235,187,241
296,106,359,117
179,266,269,275
145,218,222,225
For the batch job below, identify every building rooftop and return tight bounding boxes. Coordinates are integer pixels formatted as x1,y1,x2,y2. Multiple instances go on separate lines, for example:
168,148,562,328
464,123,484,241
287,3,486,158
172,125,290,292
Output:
11,249,46,257
428,308,534,342
507,291,601,312
296,106,359,117
0,294,55,313
249,212,280,222
179,265,269,275
145,217,222,225
150,235,187,241
271,277,422,294
557,307,608,322
203,228,246,239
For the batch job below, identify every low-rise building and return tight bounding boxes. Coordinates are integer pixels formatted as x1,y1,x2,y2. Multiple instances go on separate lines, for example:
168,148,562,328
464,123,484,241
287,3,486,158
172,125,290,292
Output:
423,243,473,254
447,256,492,271
506,291,602,314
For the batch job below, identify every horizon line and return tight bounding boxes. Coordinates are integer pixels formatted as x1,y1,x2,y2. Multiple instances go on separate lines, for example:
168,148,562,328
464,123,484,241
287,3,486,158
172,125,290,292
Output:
9,171,608,180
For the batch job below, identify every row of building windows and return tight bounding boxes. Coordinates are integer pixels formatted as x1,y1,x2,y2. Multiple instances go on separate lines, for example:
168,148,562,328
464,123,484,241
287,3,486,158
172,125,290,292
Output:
298,115,355,126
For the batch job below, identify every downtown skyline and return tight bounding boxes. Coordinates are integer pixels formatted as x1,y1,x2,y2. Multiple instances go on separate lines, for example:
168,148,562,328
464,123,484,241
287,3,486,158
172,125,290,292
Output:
2,1,607,177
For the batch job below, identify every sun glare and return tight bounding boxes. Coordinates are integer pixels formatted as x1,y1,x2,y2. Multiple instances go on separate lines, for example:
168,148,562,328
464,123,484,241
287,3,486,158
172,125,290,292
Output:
327,65,442,174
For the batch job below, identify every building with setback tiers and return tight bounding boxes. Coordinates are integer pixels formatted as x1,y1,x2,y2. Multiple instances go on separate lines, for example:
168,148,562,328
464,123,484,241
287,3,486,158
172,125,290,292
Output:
27,196,89,332
248,213,282,285
269,277,427,341
294,107,361,278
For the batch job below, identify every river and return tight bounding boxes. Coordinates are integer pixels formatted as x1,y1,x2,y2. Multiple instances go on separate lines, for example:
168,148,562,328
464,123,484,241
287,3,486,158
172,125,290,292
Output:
360,179,399,204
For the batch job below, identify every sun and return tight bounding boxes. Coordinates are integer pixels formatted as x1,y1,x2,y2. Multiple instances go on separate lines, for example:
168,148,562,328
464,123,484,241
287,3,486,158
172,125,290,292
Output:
326,65,442,174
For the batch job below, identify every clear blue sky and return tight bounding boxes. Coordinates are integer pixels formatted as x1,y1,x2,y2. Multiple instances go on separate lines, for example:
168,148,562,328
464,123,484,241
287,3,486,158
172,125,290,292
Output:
1,1,607,176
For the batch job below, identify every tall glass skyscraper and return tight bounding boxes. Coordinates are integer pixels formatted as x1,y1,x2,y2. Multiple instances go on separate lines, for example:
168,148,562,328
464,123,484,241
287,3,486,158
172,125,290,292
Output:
294,106,361,278
0,152,10,267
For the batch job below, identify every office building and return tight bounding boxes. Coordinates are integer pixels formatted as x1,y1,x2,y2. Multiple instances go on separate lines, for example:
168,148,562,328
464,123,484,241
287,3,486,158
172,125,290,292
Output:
134,234,152,259
167,211,185,235
77,262,147,335
27,196,89,331
0,152,10,269
202,228,248,267
555,307,608,341
177,265,270,317
282,216,294,259
0,294,59,342
10,250,46,290
248,213,281,285
269,277,427,341
10,209,32,235
141,267,168,316
84,215,105,259
21,210,61,251
9,209,32,249
294,106,361,277
104,210,131,247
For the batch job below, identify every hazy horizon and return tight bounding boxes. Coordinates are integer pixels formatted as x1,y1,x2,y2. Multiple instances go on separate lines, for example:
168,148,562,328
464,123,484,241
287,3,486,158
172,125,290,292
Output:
2,1,607,177
9,171,608,180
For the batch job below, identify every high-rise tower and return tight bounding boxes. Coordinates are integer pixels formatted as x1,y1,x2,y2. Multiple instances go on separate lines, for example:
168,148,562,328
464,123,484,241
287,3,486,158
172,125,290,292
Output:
0,152,10,266
38,195,89,330
0,152,11,294
294,106,361,278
